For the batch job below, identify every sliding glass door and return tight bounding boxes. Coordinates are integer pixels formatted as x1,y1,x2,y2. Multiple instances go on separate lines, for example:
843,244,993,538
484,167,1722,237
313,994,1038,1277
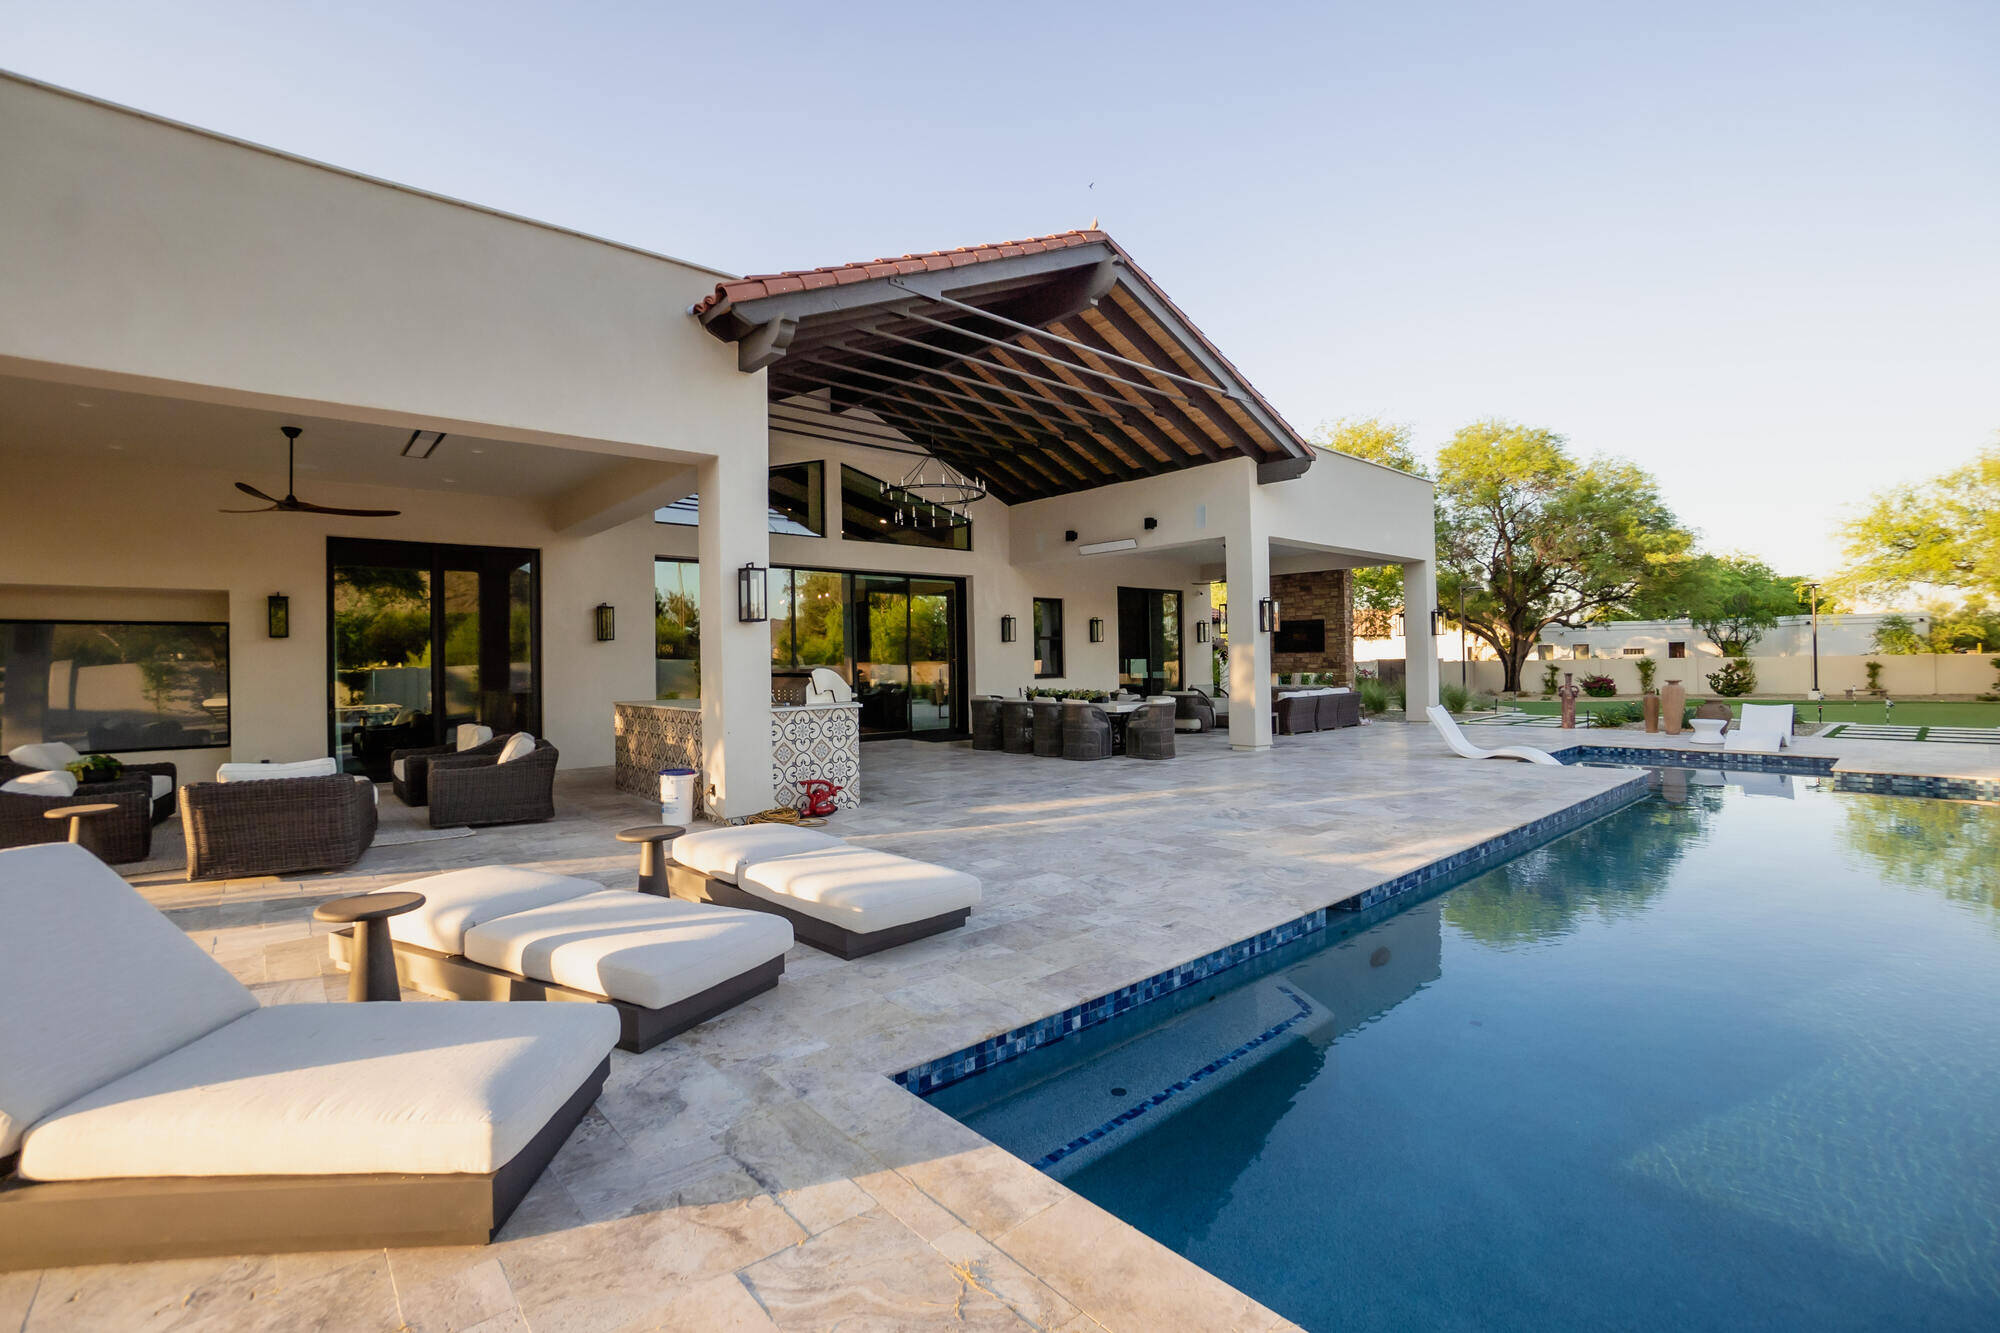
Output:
757,563,965,739
1117,586,1184,697
330,538,539,778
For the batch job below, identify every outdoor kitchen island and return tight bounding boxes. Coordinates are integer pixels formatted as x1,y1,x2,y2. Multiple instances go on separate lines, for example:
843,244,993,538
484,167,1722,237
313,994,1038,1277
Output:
612,699,861,818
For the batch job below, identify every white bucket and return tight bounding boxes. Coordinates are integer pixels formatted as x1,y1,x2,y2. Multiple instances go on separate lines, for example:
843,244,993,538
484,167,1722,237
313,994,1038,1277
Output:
658,767,697,825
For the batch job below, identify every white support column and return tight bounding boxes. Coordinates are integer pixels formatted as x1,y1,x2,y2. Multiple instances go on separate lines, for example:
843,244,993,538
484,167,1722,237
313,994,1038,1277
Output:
1225,531,1273,750
1402,559,1440,719
697,449,774,819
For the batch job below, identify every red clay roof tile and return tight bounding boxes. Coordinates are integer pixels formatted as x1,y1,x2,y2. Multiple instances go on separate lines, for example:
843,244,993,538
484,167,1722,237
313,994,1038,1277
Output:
691,229,1106,317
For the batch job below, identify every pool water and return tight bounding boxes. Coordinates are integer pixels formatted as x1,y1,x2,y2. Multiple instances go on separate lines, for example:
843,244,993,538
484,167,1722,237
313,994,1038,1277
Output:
933,773,2000,1331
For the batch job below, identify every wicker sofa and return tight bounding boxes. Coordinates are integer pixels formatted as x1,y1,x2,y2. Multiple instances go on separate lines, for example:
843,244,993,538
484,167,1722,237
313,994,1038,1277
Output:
428,738,558,828
179,774,378,881
0,761,155,865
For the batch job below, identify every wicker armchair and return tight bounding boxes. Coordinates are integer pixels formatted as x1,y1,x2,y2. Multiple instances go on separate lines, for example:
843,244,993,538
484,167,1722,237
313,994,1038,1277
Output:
1031,698,1064,757
390,734,510,806
1172,691,1216,733
1060,701,1113,760
0,767,153,864
428,739,558,828
1125,700,1177,760
1274,693,1318,735
1000,701,1036,755
178,775,378,881
969,697,1005,751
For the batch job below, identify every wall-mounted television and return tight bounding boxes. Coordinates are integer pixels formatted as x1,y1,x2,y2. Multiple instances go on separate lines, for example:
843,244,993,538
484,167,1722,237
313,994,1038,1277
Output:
0,619,230,753
1274,618,1326,655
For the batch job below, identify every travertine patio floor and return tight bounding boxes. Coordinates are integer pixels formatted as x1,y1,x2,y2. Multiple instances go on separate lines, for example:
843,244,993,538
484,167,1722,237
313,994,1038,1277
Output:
8,718,1978,1331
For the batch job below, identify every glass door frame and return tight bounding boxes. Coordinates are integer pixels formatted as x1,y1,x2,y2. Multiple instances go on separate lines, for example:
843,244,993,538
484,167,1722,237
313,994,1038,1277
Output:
326,536,542,770
1117,585,1186,697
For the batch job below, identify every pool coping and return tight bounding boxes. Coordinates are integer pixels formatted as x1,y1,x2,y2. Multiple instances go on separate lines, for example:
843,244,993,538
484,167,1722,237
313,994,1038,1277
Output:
895,772,1651,1098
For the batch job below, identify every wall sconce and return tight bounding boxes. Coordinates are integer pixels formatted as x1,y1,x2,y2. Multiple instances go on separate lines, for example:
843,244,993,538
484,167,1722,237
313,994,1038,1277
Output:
1089,617,1105,643
594,603,616,642
1000,614,1017,643
1195,620,1210,644
738,563,768,622
1391,612,1406,638
1430,607,1445,636
1258,598,1279,633
266,593,289,639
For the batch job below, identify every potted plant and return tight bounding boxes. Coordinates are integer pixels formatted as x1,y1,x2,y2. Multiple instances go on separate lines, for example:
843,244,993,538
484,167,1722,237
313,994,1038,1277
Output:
65,754,125,785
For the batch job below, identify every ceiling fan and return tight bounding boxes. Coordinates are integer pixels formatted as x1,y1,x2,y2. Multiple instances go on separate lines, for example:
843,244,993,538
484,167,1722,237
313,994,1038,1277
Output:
222,425,401,517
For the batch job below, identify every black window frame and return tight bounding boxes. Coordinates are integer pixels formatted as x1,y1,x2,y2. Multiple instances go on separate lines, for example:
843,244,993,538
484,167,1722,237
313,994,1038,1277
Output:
0,617,232,754
653,460,826,537
1033,598,1064,679
1668,641,1687,659
839,464,973,552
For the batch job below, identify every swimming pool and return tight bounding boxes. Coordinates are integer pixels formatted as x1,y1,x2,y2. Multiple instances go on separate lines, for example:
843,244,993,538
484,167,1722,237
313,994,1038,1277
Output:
926,771,2000,1331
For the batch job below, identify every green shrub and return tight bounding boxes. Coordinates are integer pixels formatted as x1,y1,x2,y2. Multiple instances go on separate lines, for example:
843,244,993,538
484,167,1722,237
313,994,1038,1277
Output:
1635,657,1657,692
1580,674,1617,697
1865,660,1883,694
1593,701,1642,727
1541,663,1561,697
1392,686,1407,712
1440,682,1472,714
1708,657,1756,697
1358,678,1390,714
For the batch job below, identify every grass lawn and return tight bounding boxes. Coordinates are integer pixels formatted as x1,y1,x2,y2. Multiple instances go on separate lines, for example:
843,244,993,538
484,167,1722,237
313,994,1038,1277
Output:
1502,697,2000,728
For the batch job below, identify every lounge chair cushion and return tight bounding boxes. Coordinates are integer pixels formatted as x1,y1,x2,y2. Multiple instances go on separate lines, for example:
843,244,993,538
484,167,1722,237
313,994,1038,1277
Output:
150,772,173,800
15,1001,619,1180
462,890,794,1010
382,866,602,956
737,847,981,933
392,757,408,782
457,723,495,751
216,758,339,782
7,741,82,771
0,843,258,1157
671,824,845,884
496,732,537,764
2,768,77,797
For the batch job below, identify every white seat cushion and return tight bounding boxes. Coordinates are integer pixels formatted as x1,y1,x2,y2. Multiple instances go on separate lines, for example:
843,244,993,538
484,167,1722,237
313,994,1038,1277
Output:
496,733,536,764
381,866,601,956
671,824,845,884
216,758,339,782
16,1001,618,1180
0,844,257,1157
391,757,408,782
457,723,495,752
7,741,82,771
462,890,793,1009
738,847,980,933
2,769,77,798
150,773,172,800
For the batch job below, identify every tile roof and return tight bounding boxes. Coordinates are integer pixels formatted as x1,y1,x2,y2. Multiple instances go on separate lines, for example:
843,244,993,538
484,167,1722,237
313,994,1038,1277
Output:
691,229,1106,316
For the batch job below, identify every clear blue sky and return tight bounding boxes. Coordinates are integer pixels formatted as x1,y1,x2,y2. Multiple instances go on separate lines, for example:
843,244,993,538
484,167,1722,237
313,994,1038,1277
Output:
5,1,1995,577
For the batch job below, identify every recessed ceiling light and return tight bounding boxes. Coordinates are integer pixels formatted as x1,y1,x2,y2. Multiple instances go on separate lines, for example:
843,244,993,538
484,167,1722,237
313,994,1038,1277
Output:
470,448,485,455
442,477,458,483
107,443,123,451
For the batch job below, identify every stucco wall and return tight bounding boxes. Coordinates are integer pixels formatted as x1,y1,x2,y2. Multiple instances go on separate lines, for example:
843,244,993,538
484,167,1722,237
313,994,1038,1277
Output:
1472,653,1999,699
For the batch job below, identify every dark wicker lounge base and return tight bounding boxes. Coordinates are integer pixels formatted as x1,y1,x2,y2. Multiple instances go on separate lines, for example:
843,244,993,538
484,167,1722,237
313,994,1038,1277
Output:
326,929,782,1054
0,1056,607,1270
662,861,970,960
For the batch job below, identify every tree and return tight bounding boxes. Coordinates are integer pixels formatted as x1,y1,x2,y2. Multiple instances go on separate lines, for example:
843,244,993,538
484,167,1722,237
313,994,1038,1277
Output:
1310,419,1428,638
1650,553,1807,656
1870,601,2000,654
1833,441,2000,603
1434,420,1691,692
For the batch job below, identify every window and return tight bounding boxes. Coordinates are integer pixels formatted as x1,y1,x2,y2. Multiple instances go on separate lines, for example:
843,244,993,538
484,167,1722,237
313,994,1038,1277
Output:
1033,599,1064,678
1,620,229,752
1668,641,1687,659
840,465,972,551
1621,647,1645,656
654,461,825,536
1574,644,1593,659
654,560,700,698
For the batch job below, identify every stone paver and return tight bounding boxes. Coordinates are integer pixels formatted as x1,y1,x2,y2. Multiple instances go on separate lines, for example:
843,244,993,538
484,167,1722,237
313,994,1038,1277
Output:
18,720,1980,1331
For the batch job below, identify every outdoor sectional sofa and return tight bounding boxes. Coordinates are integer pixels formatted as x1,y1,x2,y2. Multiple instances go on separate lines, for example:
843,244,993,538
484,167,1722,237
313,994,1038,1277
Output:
665,823,981,959
326,865,794,1052
0,842,618,1269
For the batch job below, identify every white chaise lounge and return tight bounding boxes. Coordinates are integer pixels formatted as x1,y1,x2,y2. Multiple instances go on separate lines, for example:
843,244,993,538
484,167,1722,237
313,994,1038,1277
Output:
0,843,618,1270
1722,703,1796,752
667,824,981,958
1427,705,1562,766
327,866,794,1051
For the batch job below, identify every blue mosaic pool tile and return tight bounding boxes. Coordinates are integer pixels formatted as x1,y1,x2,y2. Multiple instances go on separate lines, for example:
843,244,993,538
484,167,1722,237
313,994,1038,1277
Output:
1549,745,1837,776
895,776,1649,1099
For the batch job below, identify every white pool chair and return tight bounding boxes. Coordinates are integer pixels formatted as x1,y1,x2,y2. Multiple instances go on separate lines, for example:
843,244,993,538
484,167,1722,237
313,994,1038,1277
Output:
1427,705,1562,766
1722,703,1795,752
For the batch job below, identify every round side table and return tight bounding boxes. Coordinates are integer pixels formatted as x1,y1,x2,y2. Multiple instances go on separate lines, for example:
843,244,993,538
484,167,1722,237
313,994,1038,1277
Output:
43,802,119,847
616,824,686,897
314,891,425,1002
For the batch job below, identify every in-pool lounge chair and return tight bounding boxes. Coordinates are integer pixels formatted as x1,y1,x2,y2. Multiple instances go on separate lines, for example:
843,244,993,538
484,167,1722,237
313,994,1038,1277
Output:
327,866,794,1052
665,824,981,959
0,843,617,1269
1722,703,1796,752
1427,705,1562,766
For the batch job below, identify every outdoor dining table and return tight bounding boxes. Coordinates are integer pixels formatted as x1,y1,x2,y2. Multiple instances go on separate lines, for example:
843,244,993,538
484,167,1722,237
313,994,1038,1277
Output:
1100,700,1146,755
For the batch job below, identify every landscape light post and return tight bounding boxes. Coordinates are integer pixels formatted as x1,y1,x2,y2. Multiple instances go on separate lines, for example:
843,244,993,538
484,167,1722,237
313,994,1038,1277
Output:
1458,586,1468,692
1806,581,1822,703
